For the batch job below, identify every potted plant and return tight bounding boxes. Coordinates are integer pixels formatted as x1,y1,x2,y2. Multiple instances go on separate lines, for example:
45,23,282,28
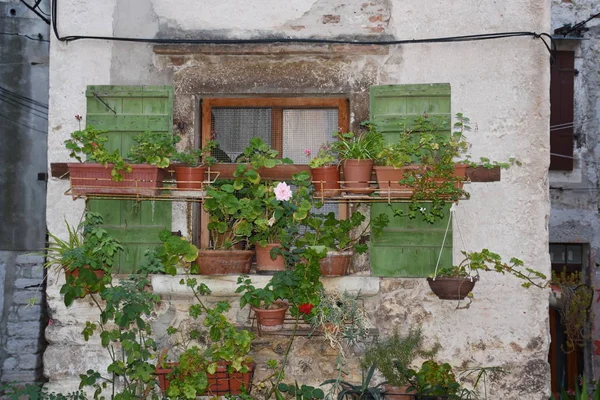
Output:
427,249,547,301
171,140,217,190
157,277,255,398
333,122,384,193
306,143,340,198
309,290,373,358
322,365,384,400
65,117,181,195
294,210,368,276
550,269,593,349
43,211,122,306
236,248,324,330
405,360,462,400
361,328,440,400
252,172,313,273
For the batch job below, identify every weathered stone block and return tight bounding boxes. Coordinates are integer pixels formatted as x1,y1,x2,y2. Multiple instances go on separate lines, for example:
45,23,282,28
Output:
12,304,43,321
15,254,44,265
5,339,41,354
17,353,43,370
12,290,43,305
7,321,43,338
2,357,18,371
13,278,44,290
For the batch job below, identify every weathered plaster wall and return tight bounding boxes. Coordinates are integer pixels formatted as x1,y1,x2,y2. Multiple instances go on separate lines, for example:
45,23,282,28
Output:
550,0,600,378
46,0,551,398
0,0,49,384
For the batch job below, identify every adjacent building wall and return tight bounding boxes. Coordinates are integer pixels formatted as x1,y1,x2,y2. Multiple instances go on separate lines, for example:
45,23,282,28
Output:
550,0,600,378
0,0,49,385
46,1,551,398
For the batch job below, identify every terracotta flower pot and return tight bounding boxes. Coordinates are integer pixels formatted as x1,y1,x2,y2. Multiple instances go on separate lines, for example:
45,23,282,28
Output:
310,166,341,198
252,302,289,331
173,165,206,190
195,249,254,275
426,277,477,300
342,159,374,193
374,165,419,198
156,361,256,396
319,251,352,276
68,163,164,196
382,384,413,400
255,243,286,273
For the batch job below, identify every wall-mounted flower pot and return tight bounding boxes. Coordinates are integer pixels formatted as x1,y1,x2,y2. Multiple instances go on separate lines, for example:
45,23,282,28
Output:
68,163,164,196
195,250,253,275
255,243,286,273
173,165,206,190
374,165,418,198
252,302,289,331
156,361,256,396
342,159,374,194
319,251,352,276
310,166,341,198
426,277,477,300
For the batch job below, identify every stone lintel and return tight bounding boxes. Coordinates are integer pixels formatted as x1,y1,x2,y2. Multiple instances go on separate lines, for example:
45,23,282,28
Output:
153,43,389,57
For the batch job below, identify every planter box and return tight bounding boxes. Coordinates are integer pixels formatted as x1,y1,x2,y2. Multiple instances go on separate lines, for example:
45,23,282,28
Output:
210,163,310,181
156,361,255,396
68,163,164,196
195,250,254,275
375,164,468,198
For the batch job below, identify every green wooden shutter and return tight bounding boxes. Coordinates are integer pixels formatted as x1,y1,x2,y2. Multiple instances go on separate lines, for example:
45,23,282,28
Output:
369,84,452,277
86,85,173,273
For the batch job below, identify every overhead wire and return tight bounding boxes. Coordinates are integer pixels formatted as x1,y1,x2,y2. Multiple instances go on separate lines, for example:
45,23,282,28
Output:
0,86,48,109
0,112,46,134
50,0,555,56
0,94,48,120
0,32,49,42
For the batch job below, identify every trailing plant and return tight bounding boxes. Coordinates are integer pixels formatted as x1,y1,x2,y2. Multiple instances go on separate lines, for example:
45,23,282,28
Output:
294,210,369,254
127,130,181,168
140,230,199,275
434,248,548,289
0,382,86,400
79,273,162,399
278,382,326,400
361,327,440,388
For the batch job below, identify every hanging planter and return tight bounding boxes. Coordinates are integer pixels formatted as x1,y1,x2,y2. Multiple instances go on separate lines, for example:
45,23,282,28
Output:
426,277,477,300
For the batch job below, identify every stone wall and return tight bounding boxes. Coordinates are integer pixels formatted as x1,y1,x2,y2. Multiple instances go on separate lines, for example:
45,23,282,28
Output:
0,253,46,384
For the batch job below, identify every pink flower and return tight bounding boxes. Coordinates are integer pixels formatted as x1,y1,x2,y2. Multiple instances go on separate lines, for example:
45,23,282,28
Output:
48,319,53,326
304,149,311,157
274,182,292,201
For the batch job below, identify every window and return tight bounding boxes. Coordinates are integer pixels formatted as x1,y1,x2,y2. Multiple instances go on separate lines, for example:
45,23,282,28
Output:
550,51,575,171
198,97,350,248
201,98,349,162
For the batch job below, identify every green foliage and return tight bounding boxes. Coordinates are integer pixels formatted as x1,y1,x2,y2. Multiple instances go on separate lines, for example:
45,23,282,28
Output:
361,328,440,387
322,365,384,400
172,139,218,167
333,122,384,161
139,231,198,275
0,382,86,400
64,125,132,181
127,130,181,168
236,137,293,168
166,277,254,399
45,211,122,307
310,290,372,359
307,143,338,168
278,382,325,400
405,360,461,397
294,210,368,254
79,274,162,399
550,376,600,400
435,248,548,290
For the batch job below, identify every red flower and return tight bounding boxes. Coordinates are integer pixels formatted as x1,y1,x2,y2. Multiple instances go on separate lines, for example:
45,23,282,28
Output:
299,303,313,314
75,114,82,121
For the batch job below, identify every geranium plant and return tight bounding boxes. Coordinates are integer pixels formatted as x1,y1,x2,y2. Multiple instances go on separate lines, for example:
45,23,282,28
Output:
172,140,218,167
127,130,181,168
306,143,338,168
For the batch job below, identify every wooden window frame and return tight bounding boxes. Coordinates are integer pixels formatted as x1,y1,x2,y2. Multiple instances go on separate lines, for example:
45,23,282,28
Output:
198,96,350,249
550,51,575,171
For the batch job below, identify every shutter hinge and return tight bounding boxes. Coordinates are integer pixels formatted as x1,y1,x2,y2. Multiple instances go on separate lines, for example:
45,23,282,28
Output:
93,92,117,114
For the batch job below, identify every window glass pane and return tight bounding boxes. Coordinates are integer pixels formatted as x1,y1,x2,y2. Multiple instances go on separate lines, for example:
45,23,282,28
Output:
549,244,565,263
283,109,338,163
566,244,582,264
212,108,272,161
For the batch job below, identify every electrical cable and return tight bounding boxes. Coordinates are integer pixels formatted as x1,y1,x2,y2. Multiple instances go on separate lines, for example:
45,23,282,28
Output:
561,11,600,37
33,0,50,17
50,0,555,56
20,0,50,25
0,92,48,114
0,112,46,134
0,94,48,120
0,32,49,42
0,86,48,108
